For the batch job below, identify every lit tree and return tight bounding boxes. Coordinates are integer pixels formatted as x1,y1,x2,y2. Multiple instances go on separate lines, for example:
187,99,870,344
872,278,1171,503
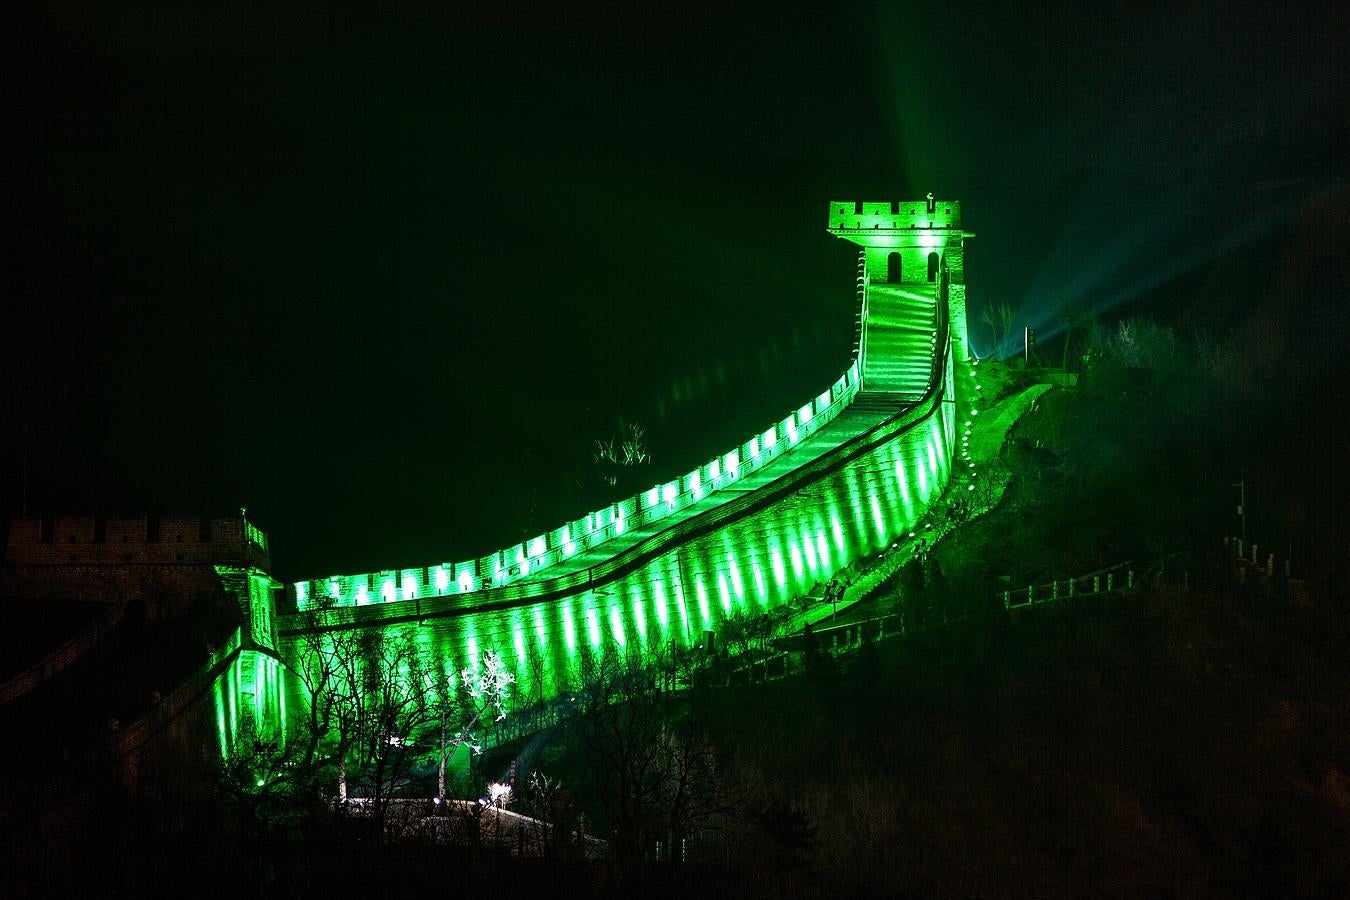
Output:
620,421,652,467
424,648,516,800
594,419,652,495
594,437,620,488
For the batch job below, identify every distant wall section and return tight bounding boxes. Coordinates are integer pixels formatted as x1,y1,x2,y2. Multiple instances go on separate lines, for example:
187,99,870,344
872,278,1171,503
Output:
3,515,271,612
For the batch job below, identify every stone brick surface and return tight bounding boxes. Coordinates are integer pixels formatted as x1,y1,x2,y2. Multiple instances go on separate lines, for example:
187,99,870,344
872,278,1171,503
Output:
3,515,271,617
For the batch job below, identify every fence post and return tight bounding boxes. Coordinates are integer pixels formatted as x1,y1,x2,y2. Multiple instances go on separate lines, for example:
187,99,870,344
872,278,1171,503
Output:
1093,575,1100,594
1069,578,1075,597
1107,573,1114,591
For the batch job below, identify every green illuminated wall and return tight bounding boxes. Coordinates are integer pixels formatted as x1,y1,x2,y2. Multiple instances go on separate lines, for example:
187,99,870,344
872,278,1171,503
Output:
206,565,286,755
212,645,288,756
336,399,956,702
290,363,868,615
272,197,971,736
829,197,972,366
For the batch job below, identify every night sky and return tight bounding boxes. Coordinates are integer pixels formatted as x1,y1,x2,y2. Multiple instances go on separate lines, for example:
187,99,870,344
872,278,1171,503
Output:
5,2,1345,579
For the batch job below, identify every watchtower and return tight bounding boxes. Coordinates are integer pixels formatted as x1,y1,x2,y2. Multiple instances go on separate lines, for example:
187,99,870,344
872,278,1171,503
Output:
828,194,973,365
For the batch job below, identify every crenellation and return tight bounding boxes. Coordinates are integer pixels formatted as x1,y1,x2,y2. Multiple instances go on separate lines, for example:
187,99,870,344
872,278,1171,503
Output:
158,516,201,544
54,516,96,544
209,517,244,544
829,198,962,232
106,516,147,544
6,515,265,551
6,517,41,544
828,197,971,306
4,514,272,608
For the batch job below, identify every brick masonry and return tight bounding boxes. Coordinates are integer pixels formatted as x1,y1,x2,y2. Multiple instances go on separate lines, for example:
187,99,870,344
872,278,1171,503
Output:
3,515,271,618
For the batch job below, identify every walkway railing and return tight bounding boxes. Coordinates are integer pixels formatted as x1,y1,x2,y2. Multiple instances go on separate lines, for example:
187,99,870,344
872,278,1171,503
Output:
1002,561,1136,610
368,797,607,857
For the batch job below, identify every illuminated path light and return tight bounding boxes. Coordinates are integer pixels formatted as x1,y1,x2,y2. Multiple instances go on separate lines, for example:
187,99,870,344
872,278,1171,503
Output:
213,198,986,750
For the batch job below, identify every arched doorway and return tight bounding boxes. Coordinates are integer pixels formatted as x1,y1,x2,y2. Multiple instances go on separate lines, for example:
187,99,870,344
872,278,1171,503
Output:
927,252,940,283
887,252,902,283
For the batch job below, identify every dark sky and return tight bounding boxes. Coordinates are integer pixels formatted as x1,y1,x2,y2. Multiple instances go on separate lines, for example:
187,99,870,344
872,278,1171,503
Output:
4,2,1346,578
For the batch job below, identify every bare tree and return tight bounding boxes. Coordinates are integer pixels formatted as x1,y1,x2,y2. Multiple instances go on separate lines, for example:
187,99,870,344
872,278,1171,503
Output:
291,619,364,801
720,609,791,681
294,604,518,828
524,634,549,709
662,714,734,862
213,704,325,844
1055,294,1088,371
575,645,669,860
574,642,735,864
979,301,1015,359
342,631,434,840
522,769,569,858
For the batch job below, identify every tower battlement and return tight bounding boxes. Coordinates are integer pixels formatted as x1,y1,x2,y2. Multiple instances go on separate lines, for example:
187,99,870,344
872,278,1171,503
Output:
828,198,963,232
828,195,971,286
829,196,973,365
4,514,269,569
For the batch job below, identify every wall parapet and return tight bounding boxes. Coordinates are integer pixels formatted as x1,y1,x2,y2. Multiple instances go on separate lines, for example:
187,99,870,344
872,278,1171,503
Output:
827,198,963,233
294,360,865,612
4,515,269,569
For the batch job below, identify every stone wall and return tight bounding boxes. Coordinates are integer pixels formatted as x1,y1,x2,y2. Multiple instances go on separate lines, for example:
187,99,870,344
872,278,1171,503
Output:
3,515,271,616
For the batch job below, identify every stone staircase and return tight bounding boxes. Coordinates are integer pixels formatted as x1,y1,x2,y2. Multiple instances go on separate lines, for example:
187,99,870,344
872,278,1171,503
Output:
859,283,939,397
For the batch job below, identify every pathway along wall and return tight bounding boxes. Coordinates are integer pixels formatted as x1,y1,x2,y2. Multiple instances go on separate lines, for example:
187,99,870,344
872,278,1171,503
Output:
276,320,957,710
